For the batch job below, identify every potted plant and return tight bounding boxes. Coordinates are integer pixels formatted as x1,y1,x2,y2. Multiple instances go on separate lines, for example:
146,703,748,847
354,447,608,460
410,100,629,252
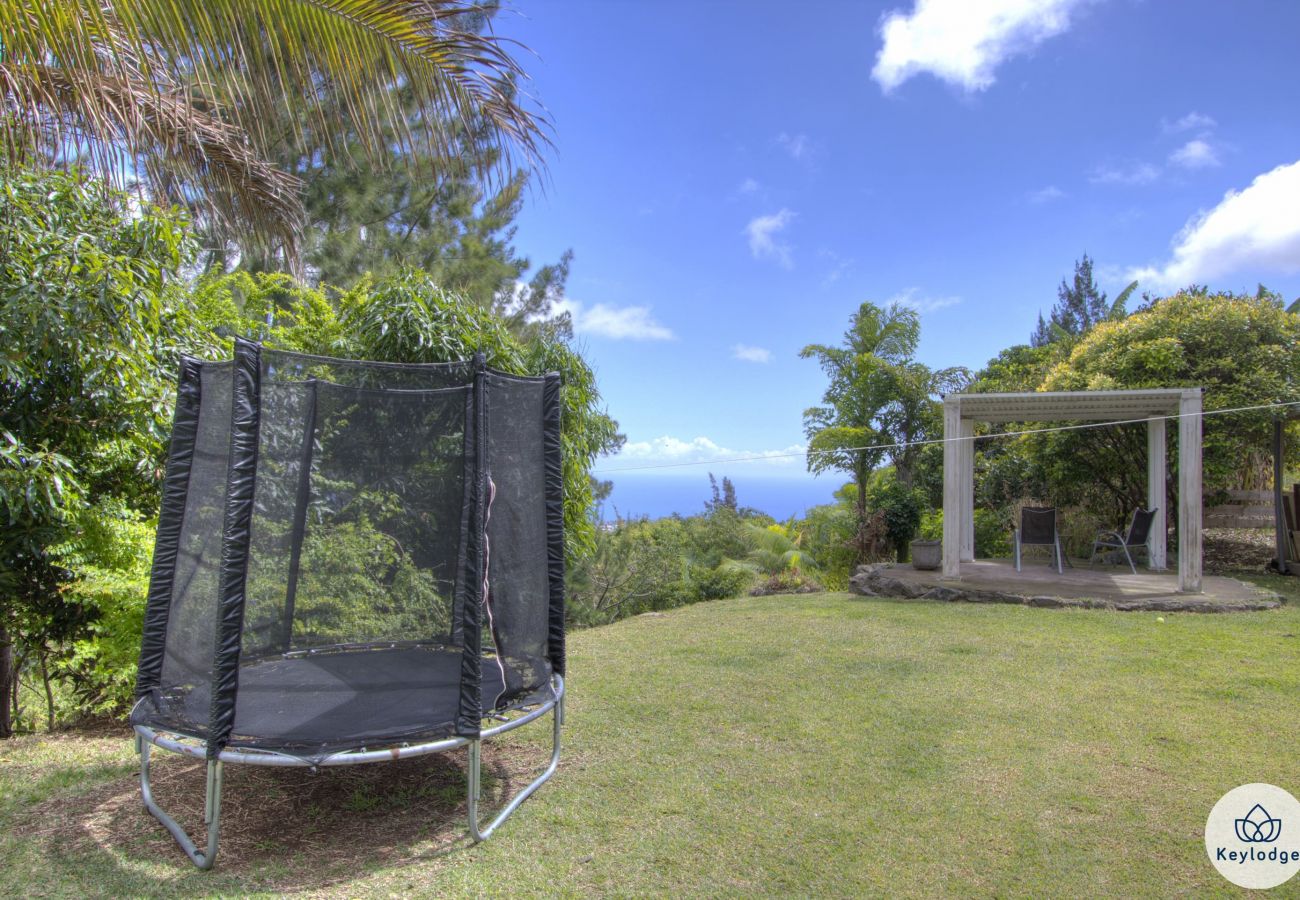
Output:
911,509,942,570
910,539,941,570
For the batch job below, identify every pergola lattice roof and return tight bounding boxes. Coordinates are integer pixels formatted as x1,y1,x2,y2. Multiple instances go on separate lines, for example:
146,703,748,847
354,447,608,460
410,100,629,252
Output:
947,388,1191,424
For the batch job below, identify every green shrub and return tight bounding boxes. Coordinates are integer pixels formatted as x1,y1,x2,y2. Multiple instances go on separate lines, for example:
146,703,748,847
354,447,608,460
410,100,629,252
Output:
974,509,1011,558
52,501,155,716
790,502,856,590
688,563,753,602
866,476,923,561
914,508,1013,559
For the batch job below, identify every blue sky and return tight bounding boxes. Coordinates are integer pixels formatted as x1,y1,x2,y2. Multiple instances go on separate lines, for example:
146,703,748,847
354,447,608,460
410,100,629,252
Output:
504,0,1300,517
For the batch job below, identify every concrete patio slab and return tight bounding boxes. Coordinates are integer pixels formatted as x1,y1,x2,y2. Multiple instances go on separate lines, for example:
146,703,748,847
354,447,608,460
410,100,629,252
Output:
849,559,1282,612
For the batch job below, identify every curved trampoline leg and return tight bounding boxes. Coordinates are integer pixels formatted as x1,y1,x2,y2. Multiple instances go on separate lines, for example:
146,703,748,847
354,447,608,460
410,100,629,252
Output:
139,739,223,870
468,690,563,842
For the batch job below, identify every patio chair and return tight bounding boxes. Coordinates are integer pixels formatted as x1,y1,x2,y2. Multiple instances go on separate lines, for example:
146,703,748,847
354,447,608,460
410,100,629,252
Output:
1014,506,1064,575
1089,508,1157,575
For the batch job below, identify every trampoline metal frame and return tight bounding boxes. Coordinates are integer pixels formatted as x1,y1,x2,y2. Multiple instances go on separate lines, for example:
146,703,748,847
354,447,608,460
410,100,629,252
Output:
135,674,564,869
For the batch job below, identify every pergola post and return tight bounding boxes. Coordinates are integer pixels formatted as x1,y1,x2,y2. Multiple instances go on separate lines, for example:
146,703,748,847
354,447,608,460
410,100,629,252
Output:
1146,417,1167,570
1177,390,1203,592
942,397,961,578
1275,419,1290,576
960,418,975,562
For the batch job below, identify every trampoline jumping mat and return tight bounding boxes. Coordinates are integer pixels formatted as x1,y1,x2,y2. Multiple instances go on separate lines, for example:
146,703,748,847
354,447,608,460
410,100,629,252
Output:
147,647,509,755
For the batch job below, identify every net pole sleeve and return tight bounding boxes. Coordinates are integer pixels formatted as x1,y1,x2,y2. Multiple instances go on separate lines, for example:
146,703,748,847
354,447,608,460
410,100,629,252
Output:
456,353,489,737
542,373,566,676
136,357,204,700
207,338,262,758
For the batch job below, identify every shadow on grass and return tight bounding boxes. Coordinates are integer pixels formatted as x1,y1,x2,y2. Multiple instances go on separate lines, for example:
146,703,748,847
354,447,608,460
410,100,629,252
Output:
11,737,550,893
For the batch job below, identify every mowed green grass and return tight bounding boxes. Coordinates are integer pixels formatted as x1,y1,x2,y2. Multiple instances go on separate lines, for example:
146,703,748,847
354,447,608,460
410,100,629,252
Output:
3,591,1300,897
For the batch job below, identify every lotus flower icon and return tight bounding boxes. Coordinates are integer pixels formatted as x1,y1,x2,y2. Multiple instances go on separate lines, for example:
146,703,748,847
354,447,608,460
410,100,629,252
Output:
1235,804,1282,843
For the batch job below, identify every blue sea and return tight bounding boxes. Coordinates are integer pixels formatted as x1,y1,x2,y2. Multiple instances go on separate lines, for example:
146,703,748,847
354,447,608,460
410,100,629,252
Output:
597,473,840,522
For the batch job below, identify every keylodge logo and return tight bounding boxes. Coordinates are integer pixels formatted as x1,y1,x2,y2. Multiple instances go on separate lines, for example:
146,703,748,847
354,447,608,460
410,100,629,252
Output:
1235,803,1282,844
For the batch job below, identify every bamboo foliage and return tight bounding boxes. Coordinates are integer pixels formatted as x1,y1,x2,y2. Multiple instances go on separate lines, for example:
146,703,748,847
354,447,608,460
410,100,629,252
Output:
0,0,548,263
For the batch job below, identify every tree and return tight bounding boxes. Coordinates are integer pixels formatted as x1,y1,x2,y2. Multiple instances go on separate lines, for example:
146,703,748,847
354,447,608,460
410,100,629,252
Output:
879,361,969,487
801,302,920,562
1032,254,1118,346
1039,288,1300,515
706,474,739,515
0,0,547,265
0,167,201,734
220,29,572,323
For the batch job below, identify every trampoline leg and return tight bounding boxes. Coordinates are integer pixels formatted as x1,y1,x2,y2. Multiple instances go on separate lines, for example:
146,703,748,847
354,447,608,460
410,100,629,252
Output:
467,689,563,842
139,739,223,870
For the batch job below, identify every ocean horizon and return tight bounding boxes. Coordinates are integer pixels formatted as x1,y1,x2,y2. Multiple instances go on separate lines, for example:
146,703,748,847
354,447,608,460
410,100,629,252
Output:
597,473,841,522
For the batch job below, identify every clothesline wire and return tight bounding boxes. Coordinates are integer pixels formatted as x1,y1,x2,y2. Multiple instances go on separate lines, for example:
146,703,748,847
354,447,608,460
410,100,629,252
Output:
592,398,1300,474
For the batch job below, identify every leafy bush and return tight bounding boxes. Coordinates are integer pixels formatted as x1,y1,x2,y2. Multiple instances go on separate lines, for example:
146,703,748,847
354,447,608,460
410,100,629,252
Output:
794,502,856,590
974,509,1012,558
866,475,923,561
51,502,155,717
687,563,753,602
914,508,1013,559
0,166,202,734
565,518,689,627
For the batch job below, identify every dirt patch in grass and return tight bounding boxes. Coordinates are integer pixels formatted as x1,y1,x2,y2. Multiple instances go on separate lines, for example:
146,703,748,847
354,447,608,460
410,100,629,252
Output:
12,739,558,887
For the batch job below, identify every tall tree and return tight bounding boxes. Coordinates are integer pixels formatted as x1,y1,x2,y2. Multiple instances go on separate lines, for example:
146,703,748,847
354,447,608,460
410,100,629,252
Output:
1031,254,1109,346
0,0,548,267
801,302,920,562
202,14,573,329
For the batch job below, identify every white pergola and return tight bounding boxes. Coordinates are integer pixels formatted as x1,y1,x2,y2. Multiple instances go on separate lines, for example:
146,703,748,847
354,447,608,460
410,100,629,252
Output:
941,388,1204,593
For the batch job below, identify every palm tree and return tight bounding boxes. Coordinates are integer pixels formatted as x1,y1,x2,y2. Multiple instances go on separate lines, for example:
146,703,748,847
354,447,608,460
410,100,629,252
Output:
0,0,547,265
800,301,921,559
880,361,969,487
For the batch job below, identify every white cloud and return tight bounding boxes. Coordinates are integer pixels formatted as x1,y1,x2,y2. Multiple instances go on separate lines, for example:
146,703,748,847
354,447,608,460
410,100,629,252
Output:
737,177,760,195
609,435,806,472
1028,185,1066,204
1129,159,1300,289
732,344,772,363
888,286,962,314
872,0,1089,93
1162,111,1216,134
777,132,812,160
745,209,796,268
1169,138,1220,169
553,298,675,341
1089,161,1161,186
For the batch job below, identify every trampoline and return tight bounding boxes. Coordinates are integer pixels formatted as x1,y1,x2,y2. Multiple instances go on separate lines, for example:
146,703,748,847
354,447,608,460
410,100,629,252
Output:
130,339,565,869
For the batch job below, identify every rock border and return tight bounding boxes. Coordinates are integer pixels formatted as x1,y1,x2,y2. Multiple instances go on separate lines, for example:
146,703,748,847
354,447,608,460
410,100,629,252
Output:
848,563,1282,613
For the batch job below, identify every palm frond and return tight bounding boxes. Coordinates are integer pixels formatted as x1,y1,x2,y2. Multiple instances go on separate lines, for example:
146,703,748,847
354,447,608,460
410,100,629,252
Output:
0,0,549,263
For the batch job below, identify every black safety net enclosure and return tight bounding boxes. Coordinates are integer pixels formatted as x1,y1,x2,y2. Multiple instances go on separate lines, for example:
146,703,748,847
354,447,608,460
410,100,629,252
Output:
132,338,564,770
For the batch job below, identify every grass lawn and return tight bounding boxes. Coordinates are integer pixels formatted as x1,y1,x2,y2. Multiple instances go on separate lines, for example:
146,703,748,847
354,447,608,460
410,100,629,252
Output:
3,586,1299,897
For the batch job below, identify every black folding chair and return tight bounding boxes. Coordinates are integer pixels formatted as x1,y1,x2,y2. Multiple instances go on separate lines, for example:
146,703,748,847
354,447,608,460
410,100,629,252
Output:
1089,508,1157,574
1015,506,1064,575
